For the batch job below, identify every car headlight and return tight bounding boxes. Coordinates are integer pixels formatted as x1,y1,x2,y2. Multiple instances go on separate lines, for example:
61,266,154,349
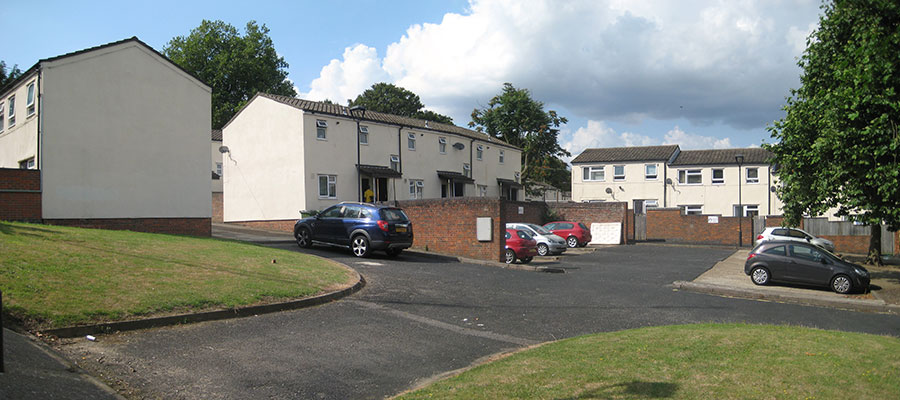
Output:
854,267,868,277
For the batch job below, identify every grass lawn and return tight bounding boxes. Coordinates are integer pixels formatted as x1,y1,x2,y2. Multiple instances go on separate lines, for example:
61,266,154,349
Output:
398,324,900,400
0,222,356,330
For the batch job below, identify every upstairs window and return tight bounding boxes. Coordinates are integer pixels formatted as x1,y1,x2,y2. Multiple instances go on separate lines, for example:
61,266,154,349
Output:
476,145,483,160
746,168,759,184
678,169,702,184
499,150,505,163
316,120,327,140
463,163,471,178
582,166,604,181
359,125,369,145
0,102,4,132
390,155,400,172
26,82,36,116
645,164,657,180
439,137,447,153
7,96,15,128
19,157,35,169
712,168,724,184
408,132,416,150
613,165,625,181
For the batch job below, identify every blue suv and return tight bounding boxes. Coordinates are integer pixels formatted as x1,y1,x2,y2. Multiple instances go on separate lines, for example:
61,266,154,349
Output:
294,202,413,257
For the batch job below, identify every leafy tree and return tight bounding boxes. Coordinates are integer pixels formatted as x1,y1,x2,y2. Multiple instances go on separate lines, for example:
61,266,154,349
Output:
349,83,453,124
469,83,571,193
765,0,900,265
164,20,296,129
1,61,23,88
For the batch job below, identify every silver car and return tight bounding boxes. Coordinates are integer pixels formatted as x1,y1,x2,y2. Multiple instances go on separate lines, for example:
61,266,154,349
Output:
506,223,567,256
755,227,835,253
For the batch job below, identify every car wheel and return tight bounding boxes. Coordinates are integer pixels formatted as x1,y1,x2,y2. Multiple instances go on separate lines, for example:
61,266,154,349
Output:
537,243,549,256
351,235,371,258
385,248,403,258
750,266,770,286
521,256,533,264
296,227,312,248
831,274,852,294
505,249,517,264
566,236,578,248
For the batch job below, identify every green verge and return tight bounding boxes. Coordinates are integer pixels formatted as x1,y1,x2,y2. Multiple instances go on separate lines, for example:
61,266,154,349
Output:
0,222,356,330
398,324,900,400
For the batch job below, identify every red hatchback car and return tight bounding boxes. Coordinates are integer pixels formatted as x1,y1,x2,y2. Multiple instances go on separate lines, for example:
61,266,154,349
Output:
505,228,537,264
544,221,592,248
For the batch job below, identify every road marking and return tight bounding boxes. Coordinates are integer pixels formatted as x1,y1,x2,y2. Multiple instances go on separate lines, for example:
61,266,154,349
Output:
347,300,538,346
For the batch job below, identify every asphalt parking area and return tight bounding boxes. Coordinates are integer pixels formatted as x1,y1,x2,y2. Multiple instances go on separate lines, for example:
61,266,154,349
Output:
54,243,900,399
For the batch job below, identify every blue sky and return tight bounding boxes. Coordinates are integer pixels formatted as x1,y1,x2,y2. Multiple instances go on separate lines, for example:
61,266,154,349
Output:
2,0,824,160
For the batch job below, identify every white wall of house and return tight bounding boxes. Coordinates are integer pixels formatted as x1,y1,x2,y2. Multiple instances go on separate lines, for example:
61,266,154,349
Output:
300,111,361,211
39,41,211,219
0,71,40,169
223,98,305,222
572,161,667,206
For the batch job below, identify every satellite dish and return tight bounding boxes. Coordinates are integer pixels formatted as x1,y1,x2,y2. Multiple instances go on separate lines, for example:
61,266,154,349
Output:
218,146,230,154
605,187,613,194
665,178,673,185
452,142,465,150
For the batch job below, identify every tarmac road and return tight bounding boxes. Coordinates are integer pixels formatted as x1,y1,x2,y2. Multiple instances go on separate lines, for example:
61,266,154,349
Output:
54,238,900,399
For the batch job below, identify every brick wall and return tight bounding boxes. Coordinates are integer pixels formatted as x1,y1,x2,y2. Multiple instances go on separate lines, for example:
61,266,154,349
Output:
212,192,223,223
44,218,211,236
0,168,42,222
398,198,505,262
818,235,870,255
549,202,629,244
232,220,296,232
502,201,545,225
647,208,753,246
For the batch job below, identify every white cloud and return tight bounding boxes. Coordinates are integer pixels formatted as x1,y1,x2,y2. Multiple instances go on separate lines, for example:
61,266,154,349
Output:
300,44,387,104
561,121,734,161
662,126,731,149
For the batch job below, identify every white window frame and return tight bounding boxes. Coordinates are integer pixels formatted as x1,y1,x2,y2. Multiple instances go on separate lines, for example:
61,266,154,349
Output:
476,145,483,160
746,167,759,184
463,163,471,177
316,120,327,140
478,184,487,197
613,165,625,181
390,155,400,172
0,101,4,132
683,205,702,215
499,150,505,164
26,82,36,116
582,166,605,182
439,137,447,154
408,132,416,150
514,171,520,182
358,125,369,145
409,179,424,199
711,168,725,184
318,174,337,199
19,157,35,169
216,162,223,177
743,204,759,217
645,164,657,180
7,96,15,128
678,169,702,185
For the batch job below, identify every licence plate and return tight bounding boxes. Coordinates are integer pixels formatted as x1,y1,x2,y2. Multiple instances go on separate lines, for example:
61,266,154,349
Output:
395,226,407,233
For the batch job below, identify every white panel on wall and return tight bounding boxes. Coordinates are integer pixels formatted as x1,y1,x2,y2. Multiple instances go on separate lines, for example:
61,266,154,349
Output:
476,217,492,241
590,223,621,245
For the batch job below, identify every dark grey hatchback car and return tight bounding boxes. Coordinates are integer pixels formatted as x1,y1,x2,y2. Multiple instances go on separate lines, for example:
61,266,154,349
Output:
744,240,870,294
294,202,413,258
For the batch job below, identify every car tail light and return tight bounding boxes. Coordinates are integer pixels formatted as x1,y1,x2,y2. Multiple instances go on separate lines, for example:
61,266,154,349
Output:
747,253,757,260
756,234,764,240
377,220,389,232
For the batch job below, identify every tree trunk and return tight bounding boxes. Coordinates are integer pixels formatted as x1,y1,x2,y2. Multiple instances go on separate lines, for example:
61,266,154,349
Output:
866,225,884,266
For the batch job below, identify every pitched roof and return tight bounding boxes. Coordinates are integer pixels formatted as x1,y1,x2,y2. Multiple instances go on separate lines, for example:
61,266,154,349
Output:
211,129,222,141
249,93,519,150
670,148,772,166
571,145,679,164
1,36,210,96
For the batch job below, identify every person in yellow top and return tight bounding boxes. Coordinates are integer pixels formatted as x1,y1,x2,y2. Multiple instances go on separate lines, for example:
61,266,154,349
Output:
364,188,374,203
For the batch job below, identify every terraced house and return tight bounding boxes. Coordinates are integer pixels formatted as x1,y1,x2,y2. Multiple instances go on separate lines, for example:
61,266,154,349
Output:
571,145,783,217
221,93,523,226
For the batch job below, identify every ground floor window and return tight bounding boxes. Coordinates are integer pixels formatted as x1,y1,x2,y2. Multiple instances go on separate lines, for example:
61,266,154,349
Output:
409,180,424,199
736,204,759,217
683,205,702,215
318,174,336,198
19,157,35,169
478,184,487,197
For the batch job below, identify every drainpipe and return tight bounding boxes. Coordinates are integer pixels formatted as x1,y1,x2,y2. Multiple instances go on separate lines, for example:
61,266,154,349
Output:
663,163,667,207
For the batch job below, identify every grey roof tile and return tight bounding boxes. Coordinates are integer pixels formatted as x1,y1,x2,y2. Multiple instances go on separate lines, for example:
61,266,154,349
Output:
571,145,679,164
670,148,772,166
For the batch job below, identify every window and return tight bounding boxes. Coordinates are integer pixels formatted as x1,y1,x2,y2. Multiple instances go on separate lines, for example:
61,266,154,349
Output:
683,205,702,215
358,125,368,144
645,164,657,180
735,204,759,217
390,155,400,172
499,150,505,163
746,167,759,184
320,205,343,218
26,82,35,116
7,96,15,128
514,171,520,182
790,245,822,262
463,163,471,178
0,102,4,132
316,120,327,140
216,162,223,177
613,165,625,181
712,168,724,184
19,157,35,169
409,180,424,199
476,145,483,160
644,199,659,209
318,175,336,198
478,184,487,197
439,137,447,153
582,166,605,181
678,169,702,184
408,132,416,150
763,245,786,256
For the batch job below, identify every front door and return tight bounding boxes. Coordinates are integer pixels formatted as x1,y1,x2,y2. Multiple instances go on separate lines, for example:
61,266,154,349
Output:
376,178,389,202
361,178,373,202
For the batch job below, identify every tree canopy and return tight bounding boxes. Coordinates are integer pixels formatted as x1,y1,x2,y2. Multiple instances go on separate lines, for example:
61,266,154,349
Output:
1,61,23,89
765,0,900,263
469,83,571,192
349,83,453,124
163,20,296,129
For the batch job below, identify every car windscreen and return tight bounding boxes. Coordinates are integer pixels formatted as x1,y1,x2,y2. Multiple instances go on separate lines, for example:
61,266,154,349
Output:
529,224,552,234
380,208,409,222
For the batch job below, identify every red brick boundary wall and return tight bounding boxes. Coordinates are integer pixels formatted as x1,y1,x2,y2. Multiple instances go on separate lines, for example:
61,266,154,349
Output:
764,216,898,256
398,198,506,262
44,218,212,236
549,202,629,244
647,208,754,247
212,192,223,223
0,168,42,222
